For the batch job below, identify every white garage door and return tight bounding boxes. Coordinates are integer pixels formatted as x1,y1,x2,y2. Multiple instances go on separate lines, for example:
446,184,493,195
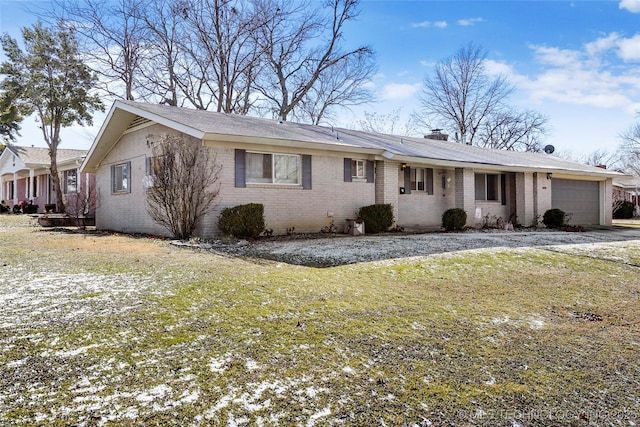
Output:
551,179,600,225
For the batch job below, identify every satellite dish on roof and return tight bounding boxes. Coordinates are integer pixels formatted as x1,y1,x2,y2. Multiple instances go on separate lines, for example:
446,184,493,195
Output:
544,144,555,154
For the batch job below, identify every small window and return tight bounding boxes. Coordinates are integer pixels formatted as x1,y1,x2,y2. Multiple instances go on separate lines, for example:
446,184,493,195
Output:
475,173,500,201
63,169,78,194
411,168,423,191
246,152,300,185
409,167,434,194
112,162,131,193
351,160,365,179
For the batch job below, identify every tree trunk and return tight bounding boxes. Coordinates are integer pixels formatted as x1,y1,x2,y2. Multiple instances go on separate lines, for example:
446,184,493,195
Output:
49,150,66,214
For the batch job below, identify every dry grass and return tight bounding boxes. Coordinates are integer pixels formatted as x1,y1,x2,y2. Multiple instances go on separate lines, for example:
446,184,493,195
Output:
1,215,639,426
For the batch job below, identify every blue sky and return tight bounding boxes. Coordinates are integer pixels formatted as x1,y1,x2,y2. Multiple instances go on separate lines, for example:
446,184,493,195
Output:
2,0,640,159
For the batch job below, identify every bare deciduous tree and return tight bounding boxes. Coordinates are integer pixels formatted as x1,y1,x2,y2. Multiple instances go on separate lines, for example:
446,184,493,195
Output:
181,0,263,113
476,109,548,152
54,0,148,101
137,0,185,106
418,42,514,146
296,44,375,125
253,0,374,122
54,0,376,124
146,134,222,240
64,174,97,229
616,123,640,175
356,108,417,136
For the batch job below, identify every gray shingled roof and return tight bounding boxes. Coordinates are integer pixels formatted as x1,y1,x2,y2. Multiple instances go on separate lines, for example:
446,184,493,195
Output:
8,146,87,166
91,100,623,178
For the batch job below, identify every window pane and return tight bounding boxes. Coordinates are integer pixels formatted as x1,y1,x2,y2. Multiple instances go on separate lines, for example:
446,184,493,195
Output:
113,163,129,192
487,174,498,201
351,160,364,178
410,168,417,190
417,168,424,191
475,174,486,200
65,169,78,193
247,153,270,183
274,154,299,184
122,164,129,191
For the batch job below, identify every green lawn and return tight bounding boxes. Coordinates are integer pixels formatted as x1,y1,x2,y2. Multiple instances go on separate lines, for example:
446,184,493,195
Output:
1,215,639,426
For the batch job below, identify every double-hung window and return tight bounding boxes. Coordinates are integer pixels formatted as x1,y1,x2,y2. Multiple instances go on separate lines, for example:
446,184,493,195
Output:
63,169,78,194
475,173,499,201
351,160,365,179
112,162,131,193
246,152,300,185
408,167,434,194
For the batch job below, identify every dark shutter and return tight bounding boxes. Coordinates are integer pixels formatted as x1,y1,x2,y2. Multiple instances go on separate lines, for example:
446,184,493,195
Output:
110,164,115,193
235,149,246,188
344,158,352,182
501,173,507,205
366,160,374,183
404,166,411,194
426,168,434,195
302,155,312,190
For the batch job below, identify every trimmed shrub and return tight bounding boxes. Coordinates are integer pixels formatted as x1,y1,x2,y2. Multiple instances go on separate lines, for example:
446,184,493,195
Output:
613,200,635,219
357,204,394,234
442,208,467,231
542,208,565,228
218,203,265,239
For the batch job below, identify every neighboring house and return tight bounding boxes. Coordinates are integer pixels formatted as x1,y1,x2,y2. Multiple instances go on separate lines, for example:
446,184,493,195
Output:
0,145,95,215
81,100,624,238
612,176,640,215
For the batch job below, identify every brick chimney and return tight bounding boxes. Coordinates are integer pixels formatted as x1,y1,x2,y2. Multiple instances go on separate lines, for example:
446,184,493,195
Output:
425,129,448,141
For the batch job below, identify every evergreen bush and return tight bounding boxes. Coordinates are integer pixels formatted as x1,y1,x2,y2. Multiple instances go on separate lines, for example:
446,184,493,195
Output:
542,208,565,228
442,208,467,231
613,200,635,219
357,204,394,234
218,203,265,238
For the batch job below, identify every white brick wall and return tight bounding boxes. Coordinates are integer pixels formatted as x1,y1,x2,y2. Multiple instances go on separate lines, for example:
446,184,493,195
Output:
398,168,455,229
205,148,375,236
374,160,399,225
95,126,377,238
94,124,613,237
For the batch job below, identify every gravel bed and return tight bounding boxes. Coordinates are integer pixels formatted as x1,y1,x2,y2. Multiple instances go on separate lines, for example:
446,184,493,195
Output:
186,226,640,267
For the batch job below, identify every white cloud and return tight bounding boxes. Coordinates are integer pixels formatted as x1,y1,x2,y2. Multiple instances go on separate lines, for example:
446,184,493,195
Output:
484,59,515,77
457,17,484,26
379,82,422,101
411,21,431,28
617,34,640,61
411,20,447,29
585,33,620,56
530,45,583,68
619,0,640,12
514,41,640,114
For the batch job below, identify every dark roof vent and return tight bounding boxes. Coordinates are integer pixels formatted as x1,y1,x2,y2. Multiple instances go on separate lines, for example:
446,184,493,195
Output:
425,129,448,141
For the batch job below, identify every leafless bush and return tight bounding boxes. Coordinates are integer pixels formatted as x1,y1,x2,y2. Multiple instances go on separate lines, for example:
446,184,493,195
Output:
145,134,221,240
